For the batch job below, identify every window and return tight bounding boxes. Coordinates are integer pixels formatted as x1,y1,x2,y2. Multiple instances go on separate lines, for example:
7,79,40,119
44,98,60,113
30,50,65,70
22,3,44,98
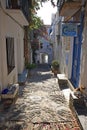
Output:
6,0,21,9
6,37,15,74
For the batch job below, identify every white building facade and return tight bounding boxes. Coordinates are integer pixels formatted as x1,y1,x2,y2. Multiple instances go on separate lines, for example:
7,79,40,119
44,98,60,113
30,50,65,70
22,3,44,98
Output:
0,0,29,91
35,37,53,65
50,11,73,79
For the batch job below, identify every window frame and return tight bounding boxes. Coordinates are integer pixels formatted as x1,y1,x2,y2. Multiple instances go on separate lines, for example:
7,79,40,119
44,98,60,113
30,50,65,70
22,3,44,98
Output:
6,37,15,74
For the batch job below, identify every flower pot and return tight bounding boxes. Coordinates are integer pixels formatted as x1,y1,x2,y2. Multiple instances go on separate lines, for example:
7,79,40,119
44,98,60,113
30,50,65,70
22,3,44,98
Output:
51,66,59,76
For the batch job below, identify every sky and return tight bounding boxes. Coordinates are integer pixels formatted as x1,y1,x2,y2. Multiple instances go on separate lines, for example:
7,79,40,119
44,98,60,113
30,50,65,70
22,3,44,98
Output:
37,1,57,25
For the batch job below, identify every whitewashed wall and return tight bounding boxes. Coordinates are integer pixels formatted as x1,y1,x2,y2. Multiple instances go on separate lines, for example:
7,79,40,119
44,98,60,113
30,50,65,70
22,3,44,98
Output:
35,37,53,64
80,3,87,89
0,2,25,90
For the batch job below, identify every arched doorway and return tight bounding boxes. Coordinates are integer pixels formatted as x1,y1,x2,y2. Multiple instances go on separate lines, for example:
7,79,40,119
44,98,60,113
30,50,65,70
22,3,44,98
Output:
40,53,49,64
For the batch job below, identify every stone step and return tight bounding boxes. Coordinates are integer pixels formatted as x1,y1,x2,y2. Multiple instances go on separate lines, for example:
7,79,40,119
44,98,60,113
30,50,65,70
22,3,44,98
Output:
57,74,68,87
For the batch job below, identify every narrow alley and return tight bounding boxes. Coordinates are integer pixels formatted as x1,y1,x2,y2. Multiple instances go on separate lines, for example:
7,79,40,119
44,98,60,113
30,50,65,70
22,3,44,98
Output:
0,64,81,130
1,0,87,130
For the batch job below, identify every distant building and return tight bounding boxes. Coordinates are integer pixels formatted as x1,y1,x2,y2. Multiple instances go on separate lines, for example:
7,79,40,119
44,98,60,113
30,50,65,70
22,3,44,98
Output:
35,25,53,64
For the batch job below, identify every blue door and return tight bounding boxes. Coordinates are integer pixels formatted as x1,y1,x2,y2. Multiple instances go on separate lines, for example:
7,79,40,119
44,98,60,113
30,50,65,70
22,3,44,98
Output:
71,26,82,88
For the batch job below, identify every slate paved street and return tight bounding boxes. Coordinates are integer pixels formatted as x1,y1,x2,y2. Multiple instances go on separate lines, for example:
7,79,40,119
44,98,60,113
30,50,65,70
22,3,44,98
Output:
0,64,81,130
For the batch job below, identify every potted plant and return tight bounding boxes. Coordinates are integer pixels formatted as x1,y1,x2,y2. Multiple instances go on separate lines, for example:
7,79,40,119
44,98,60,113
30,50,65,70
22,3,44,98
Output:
51,60,60,76
25,63,36,77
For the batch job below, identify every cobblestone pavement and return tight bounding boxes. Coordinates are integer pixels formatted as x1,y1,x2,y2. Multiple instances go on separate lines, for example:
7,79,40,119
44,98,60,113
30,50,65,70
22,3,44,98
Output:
0,64,81,130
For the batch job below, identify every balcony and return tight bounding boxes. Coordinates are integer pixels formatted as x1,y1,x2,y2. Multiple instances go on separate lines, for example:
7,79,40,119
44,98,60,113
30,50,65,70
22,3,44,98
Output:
6,0,31,25
57,0,82,21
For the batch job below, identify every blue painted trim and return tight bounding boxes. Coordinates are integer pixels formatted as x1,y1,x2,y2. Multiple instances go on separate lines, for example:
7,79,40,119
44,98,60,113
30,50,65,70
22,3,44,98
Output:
71,10,84,88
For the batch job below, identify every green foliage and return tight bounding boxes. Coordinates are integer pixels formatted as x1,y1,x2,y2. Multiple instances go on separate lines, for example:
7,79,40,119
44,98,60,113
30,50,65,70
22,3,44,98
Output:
39,0,56,7
25,63,36,70
29,15,43,30
29,0,56,30
51,60,59,69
